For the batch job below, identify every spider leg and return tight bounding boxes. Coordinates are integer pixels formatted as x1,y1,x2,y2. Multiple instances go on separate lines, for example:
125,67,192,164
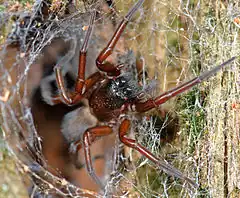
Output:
75,11,96,93
96,0,144,77
54,12,96,105
70,126,113,190
134,57,236,112
119,119,197,187
49,71,102,105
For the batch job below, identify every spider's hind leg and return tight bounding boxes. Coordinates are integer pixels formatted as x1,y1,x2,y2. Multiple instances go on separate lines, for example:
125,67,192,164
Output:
119,119,197,187
67,124,113,190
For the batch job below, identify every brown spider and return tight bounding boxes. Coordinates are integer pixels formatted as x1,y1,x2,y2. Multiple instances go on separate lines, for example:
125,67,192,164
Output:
45,0,235,190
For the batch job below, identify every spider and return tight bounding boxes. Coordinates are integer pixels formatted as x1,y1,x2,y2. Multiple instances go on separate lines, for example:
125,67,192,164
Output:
44,0,235,190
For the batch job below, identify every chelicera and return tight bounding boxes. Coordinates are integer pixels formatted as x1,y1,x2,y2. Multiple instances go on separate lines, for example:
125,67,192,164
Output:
45,0,235,189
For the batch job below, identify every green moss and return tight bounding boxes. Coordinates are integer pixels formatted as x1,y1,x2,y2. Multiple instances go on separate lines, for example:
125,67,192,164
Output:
0,5,5,12
177,88,206,153
134,164,183,197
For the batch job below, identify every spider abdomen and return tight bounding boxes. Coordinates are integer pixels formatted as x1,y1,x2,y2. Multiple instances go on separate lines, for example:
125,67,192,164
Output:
89,85,123,121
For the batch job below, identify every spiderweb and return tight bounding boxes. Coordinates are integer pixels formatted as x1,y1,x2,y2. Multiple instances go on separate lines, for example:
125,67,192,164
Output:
0,0,239,197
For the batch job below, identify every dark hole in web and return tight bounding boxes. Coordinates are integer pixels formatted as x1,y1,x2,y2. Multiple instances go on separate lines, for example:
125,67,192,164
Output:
105,0,114,7
152,114,178,144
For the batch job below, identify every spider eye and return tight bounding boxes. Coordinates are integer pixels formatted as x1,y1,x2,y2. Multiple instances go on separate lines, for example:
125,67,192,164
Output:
114,78,125,87
117,78,127,87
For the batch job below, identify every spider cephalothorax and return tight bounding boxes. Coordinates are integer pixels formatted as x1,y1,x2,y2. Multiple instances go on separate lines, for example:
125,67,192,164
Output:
42,0,235,191
108,73,141,101
89,72,142,121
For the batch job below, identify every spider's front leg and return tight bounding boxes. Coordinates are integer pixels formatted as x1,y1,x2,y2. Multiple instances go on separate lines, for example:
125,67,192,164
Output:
96,0,145,77
134,57,236,112
119,119,197,187
53,12,97,105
